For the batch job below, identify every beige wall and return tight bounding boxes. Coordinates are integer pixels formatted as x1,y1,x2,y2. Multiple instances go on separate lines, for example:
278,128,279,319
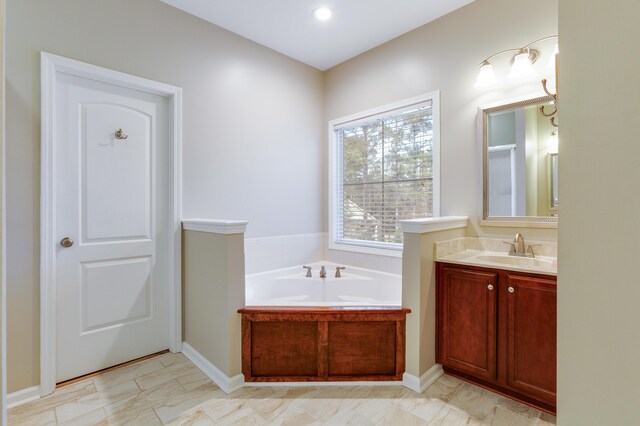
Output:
324,0,558,242
183,230,244,377
402,228,466,378
558,0,640,423
5,0,323,392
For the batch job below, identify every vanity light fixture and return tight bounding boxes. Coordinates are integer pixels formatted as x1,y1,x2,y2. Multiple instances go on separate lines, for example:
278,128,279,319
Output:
475,35,559,127
474,35,558,88
312,7,333,21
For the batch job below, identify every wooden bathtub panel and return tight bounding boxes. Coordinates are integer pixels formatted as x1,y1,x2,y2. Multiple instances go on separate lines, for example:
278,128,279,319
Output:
328,321,396,376
251,321,318,377
239,308,411,382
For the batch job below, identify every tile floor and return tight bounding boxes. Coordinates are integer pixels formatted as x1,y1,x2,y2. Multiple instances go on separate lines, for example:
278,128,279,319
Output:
8,353,557,425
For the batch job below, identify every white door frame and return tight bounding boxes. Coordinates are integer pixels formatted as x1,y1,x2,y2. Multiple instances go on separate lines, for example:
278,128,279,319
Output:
40,52,183,397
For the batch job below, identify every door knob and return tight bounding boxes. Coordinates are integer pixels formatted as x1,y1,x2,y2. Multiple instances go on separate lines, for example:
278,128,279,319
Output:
487,284,494,290
60,237,74,248
508,286,515,293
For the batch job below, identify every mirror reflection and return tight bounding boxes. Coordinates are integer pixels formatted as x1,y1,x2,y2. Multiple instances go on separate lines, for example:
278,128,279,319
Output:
483,95,558,221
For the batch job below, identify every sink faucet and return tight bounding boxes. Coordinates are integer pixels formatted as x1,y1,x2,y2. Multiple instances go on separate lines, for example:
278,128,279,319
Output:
335,266,345,278
503,233,541,258
505,233,528,257
319,266,326,278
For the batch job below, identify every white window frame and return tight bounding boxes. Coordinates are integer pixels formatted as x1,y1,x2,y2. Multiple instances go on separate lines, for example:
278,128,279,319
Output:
328,91,441,257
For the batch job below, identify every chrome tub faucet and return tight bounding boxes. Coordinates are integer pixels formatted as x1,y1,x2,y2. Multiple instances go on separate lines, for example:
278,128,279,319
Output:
304,265,346,278
319,266,326,278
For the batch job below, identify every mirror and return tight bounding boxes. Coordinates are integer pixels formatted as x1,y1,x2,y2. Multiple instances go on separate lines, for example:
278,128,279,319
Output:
482,95,558,225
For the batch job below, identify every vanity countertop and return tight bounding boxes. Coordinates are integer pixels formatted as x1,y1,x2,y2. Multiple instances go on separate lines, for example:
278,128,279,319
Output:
435,237,557,276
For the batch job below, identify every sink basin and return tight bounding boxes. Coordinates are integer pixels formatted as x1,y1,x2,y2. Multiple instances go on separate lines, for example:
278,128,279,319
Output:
473,255,553,269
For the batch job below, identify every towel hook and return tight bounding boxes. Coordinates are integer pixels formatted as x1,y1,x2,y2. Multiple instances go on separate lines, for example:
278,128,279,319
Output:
114,128,128,140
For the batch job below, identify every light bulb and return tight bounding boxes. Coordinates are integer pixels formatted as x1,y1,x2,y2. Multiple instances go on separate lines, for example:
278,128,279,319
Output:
312,7,333,21
474,62,497,88
508,51,535,79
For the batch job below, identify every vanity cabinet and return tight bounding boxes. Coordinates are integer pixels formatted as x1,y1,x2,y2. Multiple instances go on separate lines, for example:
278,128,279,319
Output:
436,262,557,414
505,275,557,404
438,267,498,381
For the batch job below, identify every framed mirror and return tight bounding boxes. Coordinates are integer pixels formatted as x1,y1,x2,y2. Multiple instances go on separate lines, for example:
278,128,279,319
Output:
481,95,558,227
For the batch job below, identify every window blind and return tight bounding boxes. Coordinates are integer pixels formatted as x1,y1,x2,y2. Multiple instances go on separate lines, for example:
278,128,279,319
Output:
335,101,434,246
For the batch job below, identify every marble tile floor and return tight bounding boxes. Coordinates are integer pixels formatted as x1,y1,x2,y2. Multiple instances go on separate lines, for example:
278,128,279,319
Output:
8,353,557,425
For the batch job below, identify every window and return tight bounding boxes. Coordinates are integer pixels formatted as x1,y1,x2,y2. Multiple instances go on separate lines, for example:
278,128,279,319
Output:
329,92,440,255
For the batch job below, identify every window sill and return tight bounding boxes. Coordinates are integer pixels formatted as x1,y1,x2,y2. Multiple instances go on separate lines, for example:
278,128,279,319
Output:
328,241,403,258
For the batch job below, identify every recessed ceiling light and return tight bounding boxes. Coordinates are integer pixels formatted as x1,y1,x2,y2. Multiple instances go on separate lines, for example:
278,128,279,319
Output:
312,7,333,21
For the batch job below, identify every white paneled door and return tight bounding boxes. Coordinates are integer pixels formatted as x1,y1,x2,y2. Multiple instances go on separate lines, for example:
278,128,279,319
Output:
53,71,171,383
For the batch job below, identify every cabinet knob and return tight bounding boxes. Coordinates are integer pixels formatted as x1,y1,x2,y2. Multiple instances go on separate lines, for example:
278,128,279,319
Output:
508,286,515,293
487,284,494,290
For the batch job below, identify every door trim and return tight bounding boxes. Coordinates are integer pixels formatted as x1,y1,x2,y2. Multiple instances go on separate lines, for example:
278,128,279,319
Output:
40,52,183,396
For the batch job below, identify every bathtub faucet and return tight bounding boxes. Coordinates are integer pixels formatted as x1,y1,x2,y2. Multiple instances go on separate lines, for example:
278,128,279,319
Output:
335,266,345,278
303,265,312,277
319,266,326,278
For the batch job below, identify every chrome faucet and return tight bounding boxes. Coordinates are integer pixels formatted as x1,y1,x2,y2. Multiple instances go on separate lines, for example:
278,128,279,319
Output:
303,265,312,277
319,266,327,278
335,266,345,278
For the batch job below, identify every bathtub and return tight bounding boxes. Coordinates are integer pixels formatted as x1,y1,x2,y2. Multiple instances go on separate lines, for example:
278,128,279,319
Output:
245,262,401,307
241,262,408,382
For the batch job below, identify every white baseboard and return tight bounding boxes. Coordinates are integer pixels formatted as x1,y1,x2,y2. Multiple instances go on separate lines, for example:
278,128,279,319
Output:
402,372,421,392
7,385,40,409
403,364,444,393
181,340,440,394
181,342,244,394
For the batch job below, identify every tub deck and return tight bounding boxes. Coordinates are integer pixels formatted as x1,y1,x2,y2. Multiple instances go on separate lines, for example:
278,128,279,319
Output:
238,306,411,382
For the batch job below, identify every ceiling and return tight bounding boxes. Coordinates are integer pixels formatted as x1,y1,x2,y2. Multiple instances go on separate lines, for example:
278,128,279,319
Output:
160,0,475,70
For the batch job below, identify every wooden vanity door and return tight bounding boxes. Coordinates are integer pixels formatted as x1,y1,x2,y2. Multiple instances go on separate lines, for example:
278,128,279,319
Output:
437,266,498,381
505,274,557,404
